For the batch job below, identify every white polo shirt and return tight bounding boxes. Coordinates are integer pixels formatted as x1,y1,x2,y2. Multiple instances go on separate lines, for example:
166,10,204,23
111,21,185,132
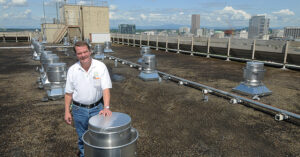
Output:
65,59,112,104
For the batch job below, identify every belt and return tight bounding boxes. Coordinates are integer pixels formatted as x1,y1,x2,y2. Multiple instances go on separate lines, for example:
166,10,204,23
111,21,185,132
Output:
73,97,103,109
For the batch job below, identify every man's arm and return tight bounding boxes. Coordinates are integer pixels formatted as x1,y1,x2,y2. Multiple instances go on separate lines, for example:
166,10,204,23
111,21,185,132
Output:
100,88,112,116
64,93,73,125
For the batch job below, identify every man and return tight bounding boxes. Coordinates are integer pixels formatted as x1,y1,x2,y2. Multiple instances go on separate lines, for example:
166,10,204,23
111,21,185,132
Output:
64,41,112,157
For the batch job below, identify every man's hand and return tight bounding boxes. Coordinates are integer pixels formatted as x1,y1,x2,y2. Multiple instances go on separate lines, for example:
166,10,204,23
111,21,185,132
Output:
65,111,72,125
100,108,112,116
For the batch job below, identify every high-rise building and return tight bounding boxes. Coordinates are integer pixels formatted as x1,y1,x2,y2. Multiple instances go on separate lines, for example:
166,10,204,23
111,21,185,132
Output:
284,27,300,39
248,15,270,40
190,14,200,35
118,24,136,34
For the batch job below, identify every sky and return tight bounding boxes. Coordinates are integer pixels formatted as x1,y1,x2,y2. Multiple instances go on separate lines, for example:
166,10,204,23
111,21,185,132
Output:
0,0,299,29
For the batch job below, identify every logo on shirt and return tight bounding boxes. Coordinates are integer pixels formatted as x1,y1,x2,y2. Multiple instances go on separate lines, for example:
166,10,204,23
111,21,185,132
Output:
94,72,100,80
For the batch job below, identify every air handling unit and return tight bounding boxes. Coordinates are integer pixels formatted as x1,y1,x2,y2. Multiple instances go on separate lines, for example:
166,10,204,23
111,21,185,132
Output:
233,61,272,99
139,54,160,81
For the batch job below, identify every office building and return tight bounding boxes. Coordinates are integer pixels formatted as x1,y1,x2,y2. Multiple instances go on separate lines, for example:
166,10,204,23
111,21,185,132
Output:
284,27,300,39
191,14,200,35
248,15,270,40
118,24,136,34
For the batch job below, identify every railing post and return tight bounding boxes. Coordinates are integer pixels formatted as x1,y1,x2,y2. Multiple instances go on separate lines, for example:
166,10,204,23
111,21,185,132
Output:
156,35,158,50
133,34,135,47
16,33,18,42
251,39,256,60
207,37,210,58
226,38,231,61
117,33,120,44
177,36,180,53
147,34,150,46
165,35,168,52
140,34,142,47
128,35,130,46
282,41,289,70
191,36,194,56
122,34,124,45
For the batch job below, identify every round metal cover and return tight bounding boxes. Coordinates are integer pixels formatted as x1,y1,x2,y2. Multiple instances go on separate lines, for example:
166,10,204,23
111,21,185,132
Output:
88,112,131,133
47,63,66,72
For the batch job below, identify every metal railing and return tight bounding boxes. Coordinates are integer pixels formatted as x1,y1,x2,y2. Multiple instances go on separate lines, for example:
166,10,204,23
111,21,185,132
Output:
111,33,300,70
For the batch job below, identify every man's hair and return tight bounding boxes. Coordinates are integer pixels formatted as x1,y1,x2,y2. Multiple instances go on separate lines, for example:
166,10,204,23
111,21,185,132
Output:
73,41,91,53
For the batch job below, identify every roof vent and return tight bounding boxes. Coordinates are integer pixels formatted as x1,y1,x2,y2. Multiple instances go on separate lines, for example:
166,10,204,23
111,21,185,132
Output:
233,62,272,99
138,54,160,81
104,41,114,53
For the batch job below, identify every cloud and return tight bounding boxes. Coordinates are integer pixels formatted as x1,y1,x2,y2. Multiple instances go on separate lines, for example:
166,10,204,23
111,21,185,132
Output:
44,0,64,6
219,6,251,20
179,12,184,15
109,4,117,11
0,0,6,4
11,0,27,6
273,9,295,16
77,1,86,5
140,14,147,20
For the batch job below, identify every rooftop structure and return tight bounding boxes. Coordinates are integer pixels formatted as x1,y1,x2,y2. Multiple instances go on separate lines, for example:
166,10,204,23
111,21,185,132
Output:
118,24,136,34
284,27,300,40
191,14,200,35
42,1,109,43
248,15,270,40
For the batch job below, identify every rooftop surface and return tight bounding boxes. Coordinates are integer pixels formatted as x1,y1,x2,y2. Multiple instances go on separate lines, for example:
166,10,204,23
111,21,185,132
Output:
0,42,299,156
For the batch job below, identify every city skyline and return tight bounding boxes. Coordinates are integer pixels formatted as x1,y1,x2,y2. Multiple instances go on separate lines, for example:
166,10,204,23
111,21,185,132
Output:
0,0,299,29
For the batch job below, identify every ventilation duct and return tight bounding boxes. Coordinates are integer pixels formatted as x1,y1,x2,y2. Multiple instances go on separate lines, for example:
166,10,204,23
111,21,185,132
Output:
137,46,151,63
83,112,138,156
104,41,113,53
46,62,67,100
138,54,160,81
233,62,272,99
93,44,105,60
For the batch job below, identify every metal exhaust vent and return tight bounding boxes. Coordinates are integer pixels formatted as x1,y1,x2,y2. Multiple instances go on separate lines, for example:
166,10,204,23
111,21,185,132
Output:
46,62,67,100
137,46,151,64
93,44,105,60
63,37,70,46
233,62,272,99
138,54,160,81
73,36,78,44
104,41,114,53
85,38,92,48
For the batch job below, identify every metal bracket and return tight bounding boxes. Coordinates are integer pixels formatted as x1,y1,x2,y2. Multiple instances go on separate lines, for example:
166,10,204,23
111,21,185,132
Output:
230,98,242,104
202,89,212,102
275,113,289,121
114,60,118,67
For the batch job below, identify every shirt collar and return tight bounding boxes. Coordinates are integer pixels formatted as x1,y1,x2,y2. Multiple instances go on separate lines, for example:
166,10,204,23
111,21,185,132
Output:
77,58,96,72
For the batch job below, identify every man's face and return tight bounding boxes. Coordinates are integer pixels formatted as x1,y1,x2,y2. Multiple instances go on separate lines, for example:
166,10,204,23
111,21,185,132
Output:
75,45,91,65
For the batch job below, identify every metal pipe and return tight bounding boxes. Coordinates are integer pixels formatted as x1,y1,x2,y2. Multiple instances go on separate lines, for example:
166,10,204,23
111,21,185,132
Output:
45,45,73,48
0,46,31,49
0,45,74,49
105,54,300,121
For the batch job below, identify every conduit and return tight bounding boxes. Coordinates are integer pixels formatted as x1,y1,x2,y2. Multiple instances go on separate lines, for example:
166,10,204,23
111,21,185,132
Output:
105,54,300,121
0,45,73,49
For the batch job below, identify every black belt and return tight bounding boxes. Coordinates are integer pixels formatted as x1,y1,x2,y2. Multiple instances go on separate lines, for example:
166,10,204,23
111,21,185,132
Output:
73,97,103,109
